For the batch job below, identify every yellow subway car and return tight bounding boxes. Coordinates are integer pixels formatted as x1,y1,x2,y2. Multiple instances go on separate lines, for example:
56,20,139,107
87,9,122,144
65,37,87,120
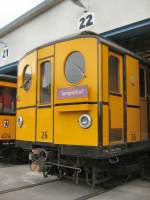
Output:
16,32,150,186
0,74,16,157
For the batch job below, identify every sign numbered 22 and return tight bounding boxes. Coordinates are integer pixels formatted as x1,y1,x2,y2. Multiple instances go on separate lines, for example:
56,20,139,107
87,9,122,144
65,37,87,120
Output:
78,12,95,31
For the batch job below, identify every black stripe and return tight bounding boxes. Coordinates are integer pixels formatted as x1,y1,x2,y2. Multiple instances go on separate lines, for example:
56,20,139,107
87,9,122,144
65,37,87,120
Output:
127,104,140,109
35,51,38,142
147,71,150,138
0,113,15,116
98,102,103,146
123,56,127,144
17,105,36,110
97,42,101,147
109,92,122,97
55,102,98,106
53,47,55,144
102,101,109,105
37,105,51,109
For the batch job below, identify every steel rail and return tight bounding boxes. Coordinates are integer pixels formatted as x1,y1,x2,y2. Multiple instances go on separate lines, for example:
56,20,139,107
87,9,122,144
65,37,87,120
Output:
0,178,60,195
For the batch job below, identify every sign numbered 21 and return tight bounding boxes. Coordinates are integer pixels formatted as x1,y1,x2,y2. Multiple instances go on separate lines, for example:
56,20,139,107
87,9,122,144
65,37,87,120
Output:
78,12,95,31
1,47,9,59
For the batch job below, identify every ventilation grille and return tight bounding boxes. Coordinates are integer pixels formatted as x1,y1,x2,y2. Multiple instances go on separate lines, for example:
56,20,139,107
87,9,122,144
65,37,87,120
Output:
110,128,123,142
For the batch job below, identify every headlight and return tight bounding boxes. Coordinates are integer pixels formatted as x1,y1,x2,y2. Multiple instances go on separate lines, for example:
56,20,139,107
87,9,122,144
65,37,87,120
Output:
79,114,92,129
17,116,23,128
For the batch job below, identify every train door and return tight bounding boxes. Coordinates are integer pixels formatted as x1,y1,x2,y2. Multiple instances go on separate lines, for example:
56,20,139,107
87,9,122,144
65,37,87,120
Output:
16,51,37,142
108,51,124,145
140,67,148,141
36,46,54,143
126,56,140,143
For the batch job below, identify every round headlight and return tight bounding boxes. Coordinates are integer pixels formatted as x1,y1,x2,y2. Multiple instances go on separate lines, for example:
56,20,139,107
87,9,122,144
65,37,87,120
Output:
17,116,23,128
79,114,92,129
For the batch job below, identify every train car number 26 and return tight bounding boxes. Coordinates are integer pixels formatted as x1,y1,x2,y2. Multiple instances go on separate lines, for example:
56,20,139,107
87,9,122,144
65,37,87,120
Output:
41,131,48,140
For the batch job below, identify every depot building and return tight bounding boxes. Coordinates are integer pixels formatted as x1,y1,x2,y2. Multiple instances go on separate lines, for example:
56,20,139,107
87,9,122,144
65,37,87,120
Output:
0,0,150,75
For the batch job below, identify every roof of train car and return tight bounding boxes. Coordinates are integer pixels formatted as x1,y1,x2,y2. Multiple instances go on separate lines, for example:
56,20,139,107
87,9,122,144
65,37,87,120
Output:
19,31,150,66
0,74,17,83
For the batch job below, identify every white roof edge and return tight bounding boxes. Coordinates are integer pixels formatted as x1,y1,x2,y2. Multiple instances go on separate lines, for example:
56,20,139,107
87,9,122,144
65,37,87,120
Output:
0,0,64,38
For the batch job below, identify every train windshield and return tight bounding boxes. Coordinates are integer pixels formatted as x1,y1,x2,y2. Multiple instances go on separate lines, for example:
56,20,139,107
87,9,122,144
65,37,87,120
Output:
0,87,16,114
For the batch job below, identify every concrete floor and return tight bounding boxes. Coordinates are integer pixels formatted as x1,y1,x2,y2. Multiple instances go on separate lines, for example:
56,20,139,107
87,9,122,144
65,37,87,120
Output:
0,165,149,200
91,180,150,200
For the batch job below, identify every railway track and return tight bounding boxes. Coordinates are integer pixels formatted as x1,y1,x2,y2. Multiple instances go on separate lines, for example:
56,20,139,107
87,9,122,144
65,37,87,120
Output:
73,188,109,200
0,178,116,200
0,172,148,200
73,177,140,200
74,180,150,200
0,178,60,195
73,179,122,200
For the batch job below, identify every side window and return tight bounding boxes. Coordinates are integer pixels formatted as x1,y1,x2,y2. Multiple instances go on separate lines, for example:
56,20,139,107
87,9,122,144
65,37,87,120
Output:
109,55,119,93
40,61,51,104
23,65,32,91
0,87,16,114
140,68,145,98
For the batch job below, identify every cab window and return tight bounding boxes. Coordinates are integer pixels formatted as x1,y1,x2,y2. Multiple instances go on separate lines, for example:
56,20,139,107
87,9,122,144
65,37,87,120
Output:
65,52,85,84
23,65,32,91
40,61,51,104
140,68,146,98
109,55,120,93
0,87,16,114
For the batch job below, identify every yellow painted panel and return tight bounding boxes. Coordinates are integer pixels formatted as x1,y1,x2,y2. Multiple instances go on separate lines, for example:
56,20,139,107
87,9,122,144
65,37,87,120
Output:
101,45,109,102
38,45,54,60
54,104,98,146
54,38,98,104
140,100,148,141
126,56,139,106
0,81,16,88
127,107,140,143
0,115,16,140
109,96,123,128
16,108,36,142
36,108,53,143
57,104,89,112
102,104,109,146
17,51,37,108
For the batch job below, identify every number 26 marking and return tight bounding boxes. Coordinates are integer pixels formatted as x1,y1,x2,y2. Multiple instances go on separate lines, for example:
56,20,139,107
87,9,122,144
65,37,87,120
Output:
41,131,48,139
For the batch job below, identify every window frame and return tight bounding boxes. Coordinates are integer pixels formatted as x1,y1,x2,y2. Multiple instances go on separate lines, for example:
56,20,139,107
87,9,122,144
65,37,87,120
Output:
108,53,121,95
22,65,32,91
64,51,85,84
0,86,16,114
38,59,52,106
139,67,147,100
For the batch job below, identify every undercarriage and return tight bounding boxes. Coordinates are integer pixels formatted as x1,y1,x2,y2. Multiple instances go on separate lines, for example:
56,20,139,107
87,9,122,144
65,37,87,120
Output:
30,146,150,187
